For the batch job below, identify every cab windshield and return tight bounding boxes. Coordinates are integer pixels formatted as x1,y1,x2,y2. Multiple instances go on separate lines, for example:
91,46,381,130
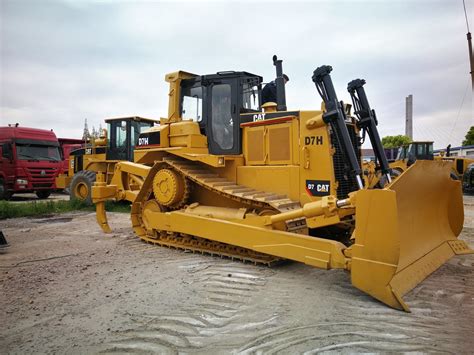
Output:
396,146,409,160
242,83,260,112
16,143,61,162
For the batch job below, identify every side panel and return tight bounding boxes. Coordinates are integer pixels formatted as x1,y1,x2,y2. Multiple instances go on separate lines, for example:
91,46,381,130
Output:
241,116,299,166
237,165,299,201
169,121,207,148
298,110,337,205
243,126,265,165
266,122,293,165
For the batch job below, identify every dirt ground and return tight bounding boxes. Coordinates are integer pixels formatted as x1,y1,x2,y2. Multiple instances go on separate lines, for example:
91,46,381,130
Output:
1,196,473,354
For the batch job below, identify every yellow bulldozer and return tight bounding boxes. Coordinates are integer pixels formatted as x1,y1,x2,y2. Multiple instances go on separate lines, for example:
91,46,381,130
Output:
362,141,474,189
389,141,474,179
90,56,472,311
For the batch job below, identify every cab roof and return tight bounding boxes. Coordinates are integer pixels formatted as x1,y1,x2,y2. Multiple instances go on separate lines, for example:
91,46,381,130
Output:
201,71,262,81
0,126,57,141
104,116,159,123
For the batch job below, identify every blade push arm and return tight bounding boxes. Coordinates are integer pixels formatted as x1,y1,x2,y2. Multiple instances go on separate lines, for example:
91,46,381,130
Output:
312,65,363,189
347,79,391,183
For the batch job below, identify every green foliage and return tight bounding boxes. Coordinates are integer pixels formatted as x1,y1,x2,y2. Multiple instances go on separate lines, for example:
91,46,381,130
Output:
462,126,474,146
381,135,412,148
104,200,131,213
0,199,130,219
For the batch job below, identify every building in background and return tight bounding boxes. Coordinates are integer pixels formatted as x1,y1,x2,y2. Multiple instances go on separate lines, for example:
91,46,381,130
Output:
361,148,375,161
434,145,474,157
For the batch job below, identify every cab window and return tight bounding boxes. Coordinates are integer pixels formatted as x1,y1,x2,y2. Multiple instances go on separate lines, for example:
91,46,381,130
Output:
115,122,127,148
242,83,260,112
131,121,154,147
107,120,135,148
211,84,233,150
417,144,425,156
181,86,203,122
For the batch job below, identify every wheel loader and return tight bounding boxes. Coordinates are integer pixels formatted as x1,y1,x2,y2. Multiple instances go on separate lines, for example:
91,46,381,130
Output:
91,56,472,311
55,116,158,204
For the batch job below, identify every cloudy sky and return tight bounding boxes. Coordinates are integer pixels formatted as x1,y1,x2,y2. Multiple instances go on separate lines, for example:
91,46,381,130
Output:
1,0,472,149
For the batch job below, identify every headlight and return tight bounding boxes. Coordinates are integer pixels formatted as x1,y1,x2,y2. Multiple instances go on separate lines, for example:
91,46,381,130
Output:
16,179,28,185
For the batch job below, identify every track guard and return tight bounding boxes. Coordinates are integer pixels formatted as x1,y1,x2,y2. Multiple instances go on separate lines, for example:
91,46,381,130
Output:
351,160,471,311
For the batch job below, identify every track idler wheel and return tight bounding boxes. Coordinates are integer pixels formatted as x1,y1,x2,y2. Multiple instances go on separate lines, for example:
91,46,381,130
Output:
141,200,164,236
152,168,190,209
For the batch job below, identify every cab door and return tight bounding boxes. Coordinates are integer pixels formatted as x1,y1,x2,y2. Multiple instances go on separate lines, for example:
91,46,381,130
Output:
207,79,241,155
107,119,131,161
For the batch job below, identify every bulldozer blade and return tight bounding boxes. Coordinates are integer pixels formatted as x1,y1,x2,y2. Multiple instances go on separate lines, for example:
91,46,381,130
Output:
96,201,112,233
351,160,471,311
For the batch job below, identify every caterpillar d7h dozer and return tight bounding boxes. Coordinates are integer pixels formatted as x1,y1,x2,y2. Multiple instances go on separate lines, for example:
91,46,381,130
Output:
91,56,472,311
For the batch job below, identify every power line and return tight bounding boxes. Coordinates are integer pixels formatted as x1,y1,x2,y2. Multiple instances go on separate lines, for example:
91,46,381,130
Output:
448,77,470,143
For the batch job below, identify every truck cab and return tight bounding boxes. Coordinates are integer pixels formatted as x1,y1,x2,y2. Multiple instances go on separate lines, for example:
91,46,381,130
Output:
0,125,62,200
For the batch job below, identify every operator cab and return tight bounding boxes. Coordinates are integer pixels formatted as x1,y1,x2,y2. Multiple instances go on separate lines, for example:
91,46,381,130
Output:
397,141,434,165
106,116,157,161
179,71,262,155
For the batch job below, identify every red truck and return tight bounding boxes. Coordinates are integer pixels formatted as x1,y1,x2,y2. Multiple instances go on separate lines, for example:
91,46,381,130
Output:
58,138,84,175
0,125,63,200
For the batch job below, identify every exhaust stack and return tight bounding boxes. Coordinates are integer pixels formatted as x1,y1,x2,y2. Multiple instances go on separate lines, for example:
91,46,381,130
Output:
273,55,287,111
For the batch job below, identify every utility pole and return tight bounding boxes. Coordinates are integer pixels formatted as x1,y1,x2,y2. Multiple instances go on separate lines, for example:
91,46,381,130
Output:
467,31,474,90
405,94,413,139
463,0,473,89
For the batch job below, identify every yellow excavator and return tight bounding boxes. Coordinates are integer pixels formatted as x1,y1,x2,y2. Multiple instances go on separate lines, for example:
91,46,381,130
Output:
91,56,471,311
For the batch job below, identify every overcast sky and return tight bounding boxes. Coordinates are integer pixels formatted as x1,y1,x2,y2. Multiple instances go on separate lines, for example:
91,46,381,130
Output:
1,0,472,149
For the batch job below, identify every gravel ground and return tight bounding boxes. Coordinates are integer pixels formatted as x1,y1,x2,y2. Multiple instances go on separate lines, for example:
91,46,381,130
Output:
0,196,473,354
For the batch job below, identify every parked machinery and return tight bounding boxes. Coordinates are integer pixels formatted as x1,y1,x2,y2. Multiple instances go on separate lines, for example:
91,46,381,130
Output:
388,141,474,180
55,116,158,204
91,58,471,311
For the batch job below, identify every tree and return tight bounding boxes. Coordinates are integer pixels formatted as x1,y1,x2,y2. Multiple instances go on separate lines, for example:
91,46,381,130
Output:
91,126,98,139
381,135,412,148
82,118,91,141
462,126,474,146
